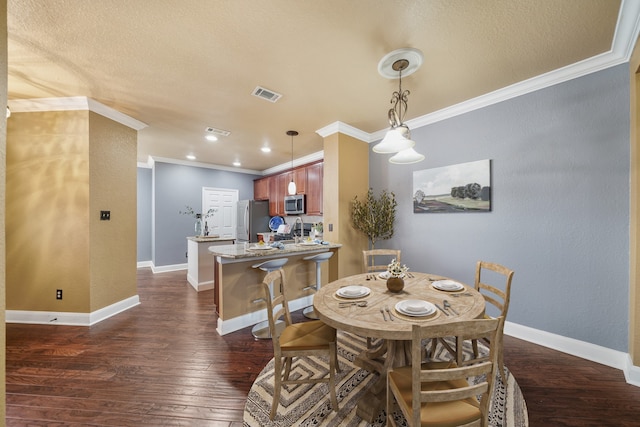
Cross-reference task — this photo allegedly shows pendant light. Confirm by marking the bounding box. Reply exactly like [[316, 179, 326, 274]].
[[373, 48, 425, 164], [287, 130, 298, 195]]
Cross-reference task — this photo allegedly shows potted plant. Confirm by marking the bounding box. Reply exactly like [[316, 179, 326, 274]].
[[385, 258, 408, 292], [350, 188, 397, 249], [179, 205, 217, 236]]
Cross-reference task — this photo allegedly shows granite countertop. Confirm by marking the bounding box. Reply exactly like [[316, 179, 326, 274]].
[[187, 235, 236, 242], [207, 242, 342, 260]]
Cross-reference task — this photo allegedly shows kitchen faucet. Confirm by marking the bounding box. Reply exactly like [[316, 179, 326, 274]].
[[293, 216, 304, 238]]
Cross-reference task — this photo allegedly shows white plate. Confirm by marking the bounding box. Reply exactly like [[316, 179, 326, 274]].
[[299, 241, 319, 246], [248, 245, 275, 251], [378, 271, 405, 280], [336, 285, 370, 299], [432, 280, 464, 291], [395, 300, 436, 316]]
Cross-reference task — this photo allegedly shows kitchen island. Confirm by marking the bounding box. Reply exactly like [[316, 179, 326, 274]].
[[187, 236, 236, 291], [208, 242, 342, 335]]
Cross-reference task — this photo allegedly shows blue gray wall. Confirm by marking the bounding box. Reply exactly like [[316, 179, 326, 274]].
[[370, 64, 630, 352], [136, 167, 152, 262], [137, 162, 260, 267]]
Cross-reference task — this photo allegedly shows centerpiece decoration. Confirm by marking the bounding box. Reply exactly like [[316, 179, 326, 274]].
[[179, 206, 217, 236], [386, 258, 408, 293]]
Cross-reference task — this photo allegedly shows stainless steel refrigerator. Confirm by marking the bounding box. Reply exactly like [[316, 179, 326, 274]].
[[236, 200, 270, 243]]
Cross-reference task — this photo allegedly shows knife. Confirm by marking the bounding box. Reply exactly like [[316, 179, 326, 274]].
[[435, 303, 449, 316]]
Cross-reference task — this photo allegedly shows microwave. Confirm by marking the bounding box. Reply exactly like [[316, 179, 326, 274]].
[[284, 194, 305, 215]]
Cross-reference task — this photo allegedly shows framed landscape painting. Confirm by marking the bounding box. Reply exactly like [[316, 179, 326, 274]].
[[413, 159, 491, 213]]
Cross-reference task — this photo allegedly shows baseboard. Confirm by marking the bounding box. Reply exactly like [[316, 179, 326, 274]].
[[151, 263, 187, 273], [216, 295, 313, 336], [186, 274, 215, 292], [6, 295, 140, 326], [137, 260, 153, 268], [505, 321, 640, 388]]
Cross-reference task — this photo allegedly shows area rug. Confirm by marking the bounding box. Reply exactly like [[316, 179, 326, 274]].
[[244, 332, 528, 427]]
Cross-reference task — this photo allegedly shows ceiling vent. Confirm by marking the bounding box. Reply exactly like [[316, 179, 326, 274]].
[[252, 86, 282, 103], [205, 126, 231, 137]]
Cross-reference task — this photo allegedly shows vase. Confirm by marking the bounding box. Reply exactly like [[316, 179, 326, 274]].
[[386, 276, 404, 293], [194, 215, 204, 236]]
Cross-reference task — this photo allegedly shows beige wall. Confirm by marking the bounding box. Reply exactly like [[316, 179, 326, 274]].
[[323, 132, 369, 277], [6, 111, 91, 311], [5, 110, 137, 314], [89, 112, 137, 311], [1, 0, 8, 419]]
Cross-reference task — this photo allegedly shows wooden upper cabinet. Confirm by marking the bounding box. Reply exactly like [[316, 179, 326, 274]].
[[306, 162, 323, 215], [293, 168, 306, 194], [260, 161, 323, 216], [254, 177, 269, 200]]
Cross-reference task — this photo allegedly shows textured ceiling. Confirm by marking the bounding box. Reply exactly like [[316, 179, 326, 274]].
[[6, 0, 628, 172]]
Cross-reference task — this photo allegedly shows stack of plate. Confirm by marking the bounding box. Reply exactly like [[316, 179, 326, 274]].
[[432, 280, 464, 292], [395, 299, 436, 317], [336, 285, 370, 299]]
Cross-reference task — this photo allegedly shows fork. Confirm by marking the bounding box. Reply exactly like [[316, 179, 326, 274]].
[[380, 308, 387, 321], [385, 306, 394, 321]]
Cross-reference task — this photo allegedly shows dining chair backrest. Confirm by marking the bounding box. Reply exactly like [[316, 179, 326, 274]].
[[387, 317, 502, 427], [475, 261, 514, 319], [260, 267, 340, 420], [362, 249, 401, 273], [261, 268, 292, 348]]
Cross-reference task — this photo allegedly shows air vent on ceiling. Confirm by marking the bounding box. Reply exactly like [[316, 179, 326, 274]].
[[205, 126, 231, 137], [252, 86, 282, 103]]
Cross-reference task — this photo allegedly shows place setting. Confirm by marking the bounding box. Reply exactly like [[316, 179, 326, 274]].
[[391, 299, 439, 321], [334, 285, 370, 301], [431, 279, 465, 292]]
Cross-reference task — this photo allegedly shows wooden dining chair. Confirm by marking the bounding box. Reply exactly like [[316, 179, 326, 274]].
[[432, 261, 514, 384], [387, 317, 502, 427], [362, 249, 401, 348], [362, 249, 401, 273], [260, 268, 340, 420]]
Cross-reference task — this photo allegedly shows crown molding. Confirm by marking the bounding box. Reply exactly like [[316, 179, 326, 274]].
[[261, 150, 324, 176], [7, 96, 147, 131], [315, 121, 372, 142], [149, 156, 263, 175]]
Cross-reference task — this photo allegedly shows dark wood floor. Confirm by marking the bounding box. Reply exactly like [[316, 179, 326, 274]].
[[5, 268, 640, 426]]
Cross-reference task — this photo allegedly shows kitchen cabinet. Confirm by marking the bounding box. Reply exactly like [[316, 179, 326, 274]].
[[293, 168, 306, 194], [254, 177, 269, 200], [259, 161, 323, 216], [306, 162, 323, 215]]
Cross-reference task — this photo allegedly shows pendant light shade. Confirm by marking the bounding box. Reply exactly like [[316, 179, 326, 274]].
[[288, 180, 296, 195], [372, 125, 415, 153], [389, 146, 425, 164], [374, 48, 425, 163], [287, 130, 298, 195]]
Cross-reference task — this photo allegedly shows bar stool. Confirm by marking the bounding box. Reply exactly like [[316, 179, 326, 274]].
[[302, 252, 334, 319], [251, 258, 289, 340]]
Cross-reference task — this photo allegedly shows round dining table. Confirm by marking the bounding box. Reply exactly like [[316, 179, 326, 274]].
[[313, 271, 486, 423]]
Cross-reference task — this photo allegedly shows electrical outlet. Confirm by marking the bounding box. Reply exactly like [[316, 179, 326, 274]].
[[56, 289, 63, 300], [100, 210, 111, 220], [329, 223, 333, 232]]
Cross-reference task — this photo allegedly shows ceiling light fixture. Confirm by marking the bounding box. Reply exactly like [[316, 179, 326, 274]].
[[261, 147, 271, 153], [287, 130, 298, 195], [373, 48, 425, 164], [205, 134, 218, 142], [186, 154, 196, 160]]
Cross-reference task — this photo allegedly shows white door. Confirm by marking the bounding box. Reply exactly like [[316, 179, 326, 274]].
[[202, 187, 238, 239]]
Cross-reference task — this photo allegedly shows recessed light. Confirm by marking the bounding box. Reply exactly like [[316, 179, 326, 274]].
[[261, 147, 271, 153], [186, 155, 196, 160], [233, 161, 241, 167], [205, 134, 218, 142]]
